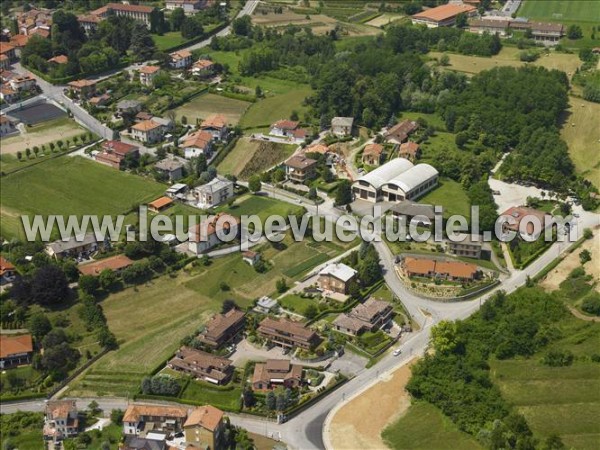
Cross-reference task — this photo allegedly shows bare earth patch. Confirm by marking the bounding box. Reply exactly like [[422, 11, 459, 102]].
[[329, 359, 416, 450], [0, 118, 84, 155], [540, 237, 600, 291]]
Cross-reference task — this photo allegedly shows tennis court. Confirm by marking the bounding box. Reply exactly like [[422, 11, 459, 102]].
[[8, 102, 66, 125]]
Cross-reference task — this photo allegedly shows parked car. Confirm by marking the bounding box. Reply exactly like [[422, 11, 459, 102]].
[[393, 348, 402, 356]]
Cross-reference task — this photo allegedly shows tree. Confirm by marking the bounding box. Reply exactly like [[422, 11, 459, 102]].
[[170, 7, 186, 31], [130, 23, 156, 62], [181, 17, 203, 40], [455, 13, 467, 28], [335, 180, 352, 206], [87, 400, 101, 415], [25, 148, 31, 159], [232, 16, 252, 36], [455, 131, 469, 149], [265, 390, 276, 410], [16, 151, 22, 161], [78, 275, 100, 295], [110, 409, 124, 426], [248, 175, 262, 193], [28, 313, 52, 341], [219, 281, 230, 291], [255, 85, 263, 98], [276, 278, 288, 293], [567, 24, 583, 40], [304, 303, 318, 319], [29, 265, 70, 306], [440, 54, 450, 66], [33, 146, 39, 157], [98, 269, 118, 291], [579, 249, 591, 264], [308, 186, 317, 200], [242, 387, 255, 408], [221, 299, 238, 314], [430, 320, 460, 354]]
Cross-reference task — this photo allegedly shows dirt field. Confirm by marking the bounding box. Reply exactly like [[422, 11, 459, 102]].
[[540, 237, 600, 291], [365, 13, 404, 28], [252, 9, 338, 28], [0, 117, 85, 155], [329, 359, 416, 450], [560, 97, 600, 189], [430, 47, 581, 78]]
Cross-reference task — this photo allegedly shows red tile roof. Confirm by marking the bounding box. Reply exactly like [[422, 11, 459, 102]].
[[148, 196, 174, 210], [184, 406, 223, 431], [139, 65, 160, 75], [413, 4, 476, 22], [0, 334, 33, 358], [201, 114, 227, 130], [102, 140, 138, 156]]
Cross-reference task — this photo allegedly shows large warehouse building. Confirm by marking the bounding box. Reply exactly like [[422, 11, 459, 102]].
[[352, 158, 438, 203]]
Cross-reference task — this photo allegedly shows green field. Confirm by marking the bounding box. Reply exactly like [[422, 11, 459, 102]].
[[171, 92, 251, 125], [419, 177, 471, 219], [217, 194, 304, 222], [152, 31, 189, 51], [518, 1, 600, 48], [382, 401, 482, 450], [216, 137, 261, 176], [0, 156, 165, 240], [239, 85, 313, 130], [67, 228, 352, 397], [217, 138, 296, 179]]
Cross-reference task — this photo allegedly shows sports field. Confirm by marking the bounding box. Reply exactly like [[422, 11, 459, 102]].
[[171, 93, 251, 125], [67, 231, 352, 397], [0, 116, 86, 155], [560, 96, 600, 189], [0, 156, 164, 240]]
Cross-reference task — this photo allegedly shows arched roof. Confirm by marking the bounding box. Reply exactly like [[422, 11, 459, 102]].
[[383, 164, 439, 194], [354, 158, 414, 190]]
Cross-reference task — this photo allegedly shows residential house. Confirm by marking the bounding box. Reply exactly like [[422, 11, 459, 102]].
[[8, 34, 30, 57], [305, 143, 329, 155], [333, 298, 393, 336], [139, 65, 160, 87], [447, 233, 483, 259], [285, 155, 317, 184], [411, 3, 477, 28], [258, 317, 320, 350], [43, 400, 79, 442], [16, 8, 52, 36], [0, 114, 16, 134], [155, 155, 186, 181], [318, 263, 358, 295], [191, 59, 215, 77], [254, 296, 279, 314], [89, 3, 154, 28], [0, 42, 16, 63], [383, 120, 419, 145], [242, 250, 260, 266], [390, 201, 435, 227], [362, 143, 384, 166], [183, 406, 224, 450], [182, 130, 213, 159], [136, 111, 155, 122], [509, 20, 565, 45], [68, 79, 97, 99], [166, 0, 208, 14], [0, 54, 10, 70], [188, 213, 240, 254], [123, 404, 188, 436], [45, 232, 100, 260], [192, 176, 234, 208], [500, 206, 553, 239], [331, 117, 354, 137], [168, 347, 234, 385], [95, 140, 139, 169], [148, 196, 174, 213], [165, 183, 189, 199], [398, 141, 420, 161], [89, 93, 111, 107], [252, 359, 303, 390], [197, 308, 246, 349], [122, 435, 167, 450], [47, 54, 68, 65], [0, 255, 17, 282], [0, 334, 33, 369], [116, 99, 143, 117], [169, 49, 193, 69], [8, 75, 36, 92], [131, 119, 164, 143], [77, 14, 102, 33], [270, 120, 308, 143], [402, 257, 479, 282], [1, 85, 18, 103], [200, 114, 228, 140], [78, 254, 134, 277]]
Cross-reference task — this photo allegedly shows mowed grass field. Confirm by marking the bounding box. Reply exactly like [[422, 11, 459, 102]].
[[560, 96, 600, 189], [518, 0, 600, 49], [0, 116, 86, 155], [171, 93, 251, 125], [429, 47, 581, 78], [67, 228, 353, 397], [0, 156, 164, 240], [217, 137, 261, 176], [382, 401, 482, 450], [490, 317, 600, 449]]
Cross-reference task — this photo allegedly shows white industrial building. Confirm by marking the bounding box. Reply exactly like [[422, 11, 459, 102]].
[[352, 158, 438, 203]]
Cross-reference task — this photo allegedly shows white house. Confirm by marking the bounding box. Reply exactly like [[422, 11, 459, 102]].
[[165, 0, 206, 14], [192, 176, 234, 209], [188, 213, 240, 254], [200, 114, 228, 140], [181, 130, 213, 159], [331, 117, 354, 137], [139, 65, 160, 87], [130, 119, 164, 144], [169, 49, 193, 69]]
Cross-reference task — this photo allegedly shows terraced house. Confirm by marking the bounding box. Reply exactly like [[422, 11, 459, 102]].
[[197, 308, 246, 349], [123, 404, 188, 436], [333, 298, 394, 336], [258, 317, 320, 350], [167, 347, 234, 385], [252, 359, 304, 390]]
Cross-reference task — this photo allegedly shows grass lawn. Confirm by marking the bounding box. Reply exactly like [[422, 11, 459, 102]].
[[216, 137, 260, 176], [490, 315, 600, 449], [64, 424, 122, 449], [419, 177, 471, 219], [560, 96, 600, 189], [429, 47, 582, 78], [180, 382, 243, 411], [0, 156, 165, 240], [217, 193, 304, 223], [67, 230, 349, 397], [171, 92, 251, 125], [239, 84, 313, 129], [518, 0, 600, 49], [217, 138, 296, 179], [0, 116, 86, 156], [382, 401, 483, 450], [279, 293, 315, 314], [398, 111, 446, 130], [152, 31, 188, 51]]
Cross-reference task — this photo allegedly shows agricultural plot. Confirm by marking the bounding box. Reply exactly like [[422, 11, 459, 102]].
[[171, 93, 251, 125], [560, 96, 600, 189], [365, 13, 405, 28], [0, 156, 164, 240], [0, 116, 85, 155], [68, 230, 351, 397]]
